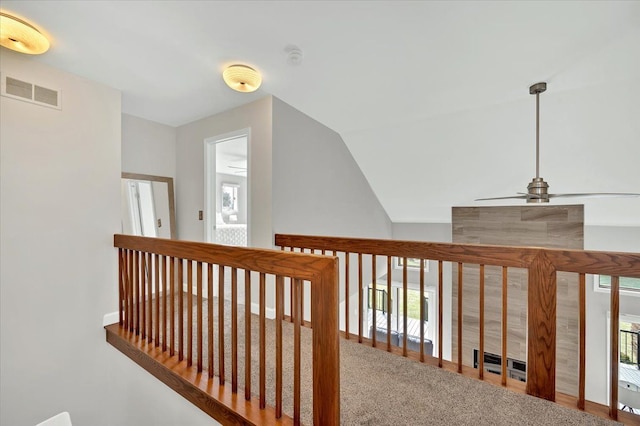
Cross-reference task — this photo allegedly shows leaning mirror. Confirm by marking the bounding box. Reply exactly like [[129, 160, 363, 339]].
[[121, 172, 176, 239]]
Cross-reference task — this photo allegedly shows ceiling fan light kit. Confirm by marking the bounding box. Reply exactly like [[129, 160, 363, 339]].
[[0, 12, 50, 55], [476, 81, 639, 203]]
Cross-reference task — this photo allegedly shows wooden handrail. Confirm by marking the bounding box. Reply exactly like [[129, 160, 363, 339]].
[[112, 234, 340, 426], [275, 233, 640, 423], [275, 234, 640, 278]]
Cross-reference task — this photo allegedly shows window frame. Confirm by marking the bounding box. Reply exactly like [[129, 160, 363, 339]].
[[593, 274, 640, 298]]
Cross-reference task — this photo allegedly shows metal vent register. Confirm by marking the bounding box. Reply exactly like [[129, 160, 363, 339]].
[[1, 75, 61, 109]]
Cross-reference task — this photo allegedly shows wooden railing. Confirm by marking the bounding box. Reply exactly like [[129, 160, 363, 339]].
[[275, 234, 640, 423], [109, 235, 339, 426]]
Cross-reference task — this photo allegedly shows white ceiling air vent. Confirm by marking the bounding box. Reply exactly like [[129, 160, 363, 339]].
[[1, 74, 61, 109]]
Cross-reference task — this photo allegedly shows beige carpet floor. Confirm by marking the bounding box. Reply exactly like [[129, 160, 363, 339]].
[[163, 295, 622, 425]]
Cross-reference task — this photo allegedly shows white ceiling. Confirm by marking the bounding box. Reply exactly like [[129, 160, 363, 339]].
[[3, 1, 639, 225]]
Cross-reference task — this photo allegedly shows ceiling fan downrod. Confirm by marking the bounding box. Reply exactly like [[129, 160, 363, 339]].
[[527, 82, 549, 203]]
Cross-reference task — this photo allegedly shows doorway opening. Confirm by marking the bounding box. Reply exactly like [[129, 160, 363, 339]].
[[204, 130, 249, 247]]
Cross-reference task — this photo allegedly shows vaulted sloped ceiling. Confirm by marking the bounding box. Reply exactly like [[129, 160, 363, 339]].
[[3, 1, 639, 225]]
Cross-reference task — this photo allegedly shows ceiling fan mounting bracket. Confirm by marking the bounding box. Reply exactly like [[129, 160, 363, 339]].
[[529, 82, 547, 95]]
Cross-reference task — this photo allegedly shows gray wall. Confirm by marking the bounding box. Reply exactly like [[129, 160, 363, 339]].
[[121, 114, 177, 239], [176, 97, 272, 248], [122, 113, 177, 178], [0, 51, 121, 425], [272, 97, 392, 330], [272, 97, 391, 238]]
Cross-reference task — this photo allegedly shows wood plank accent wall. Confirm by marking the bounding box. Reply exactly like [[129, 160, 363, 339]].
[[452, 205, 584, 396]]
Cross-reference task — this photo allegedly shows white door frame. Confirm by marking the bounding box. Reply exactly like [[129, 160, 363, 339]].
[[203, 128, 251, 245]]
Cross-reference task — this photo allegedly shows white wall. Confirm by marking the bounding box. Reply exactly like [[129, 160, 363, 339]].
[[122, 113, 176, 178], [176, 97, 272, 248], [0, 51, 120, 425], [0, 52, 219, 426]]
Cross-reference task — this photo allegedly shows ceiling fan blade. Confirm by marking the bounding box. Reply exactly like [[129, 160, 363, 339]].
[[548, 193, 640, 199], [475, 194, 529, 201]]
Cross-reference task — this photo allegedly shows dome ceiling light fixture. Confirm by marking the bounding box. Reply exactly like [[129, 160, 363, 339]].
[[222, 65, 262, 93], [0, 12, 50, 55], [476, 82, 640, 203]]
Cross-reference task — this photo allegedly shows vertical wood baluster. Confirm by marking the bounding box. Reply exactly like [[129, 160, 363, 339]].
[[147, 253, 153, 343], [345, 252, 350, 339], [387, 256, 392, 351], [231, 267, 238, 393], [479, 264, 485, 380], [501, 266, 508, 386], [118, 249, 124, 325], [197, 261, 203, 372], [275, 275, 284, 418], [128, 250, 134, 332], [169, 256, 175, 356], [372, 255, 377, 348], [610, 276, 619, 420], [420, 259, 425, 362], [289, 247, 294, 324], [293, 278, 302, 424], [120, 249, 125, 327], [134, 251, 139, 335], [155, 253, 160, 346], [457, 262, 463, 373], [358, 253, 363, 343], [578, 273, 586, 410], [125, 249, 131, 327], [245, 269, 251, 401], [187, 260, 193, 366], [207, 264, 214, 378], [218, 265, 225, 385], [301, 277, 305, 326], [438, 260, 443, 368], [178, 258, 184, 361], [259, 273, 266, 409], [403, 258, 408, 356], [162, 255, 167, 352], [141, 252, 146, 338]]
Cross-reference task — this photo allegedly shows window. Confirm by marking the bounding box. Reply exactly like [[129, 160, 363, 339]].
[[597, 275, 640, 294], [394, 257, 429, 271], [620, 321, 639, 368], [221, 183, 239, 212]]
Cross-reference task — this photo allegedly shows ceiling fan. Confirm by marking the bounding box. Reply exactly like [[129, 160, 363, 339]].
[[476, 82, 640, 203]]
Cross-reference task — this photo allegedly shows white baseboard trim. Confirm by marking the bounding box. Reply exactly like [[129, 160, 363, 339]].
[[103, 311, 119, 326], [251, 302, 276, 319]]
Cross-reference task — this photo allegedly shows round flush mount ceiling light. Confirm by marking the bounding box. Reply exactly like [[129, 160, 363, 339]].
[[222, 65, 262, 93], [0, 12, 50, 54]]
